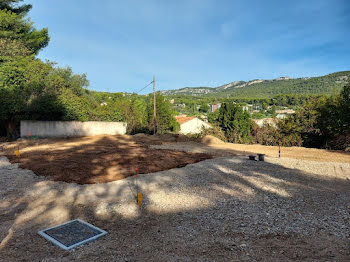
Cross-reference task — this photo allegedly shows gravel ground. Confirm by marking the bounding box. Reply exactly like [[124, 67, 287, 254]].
[[1, 149, 350, 261]]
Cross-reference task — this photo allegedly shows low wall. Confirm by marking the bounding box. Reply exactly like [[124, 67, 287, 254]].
[[20, 120, 127, 137]]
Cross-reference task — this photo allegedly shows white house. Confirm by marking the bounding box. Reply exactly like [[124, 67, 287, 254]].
[[276, 114, 286, 119], [253, 118, 277, 128], [176, 116, 211, 135]]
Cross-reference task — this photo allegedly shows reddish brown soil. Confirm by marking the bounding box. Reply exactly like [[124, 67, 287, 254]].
[[4, 135, 211, 184]]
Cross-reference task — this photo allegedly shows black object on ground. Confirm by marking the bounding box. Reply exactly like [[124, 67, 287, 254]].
[[258, 154, 265, 161], [248, 155, 256, 161]]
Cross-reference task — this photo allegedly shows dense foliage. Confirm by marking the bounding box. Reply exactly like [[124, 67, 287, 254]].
[[315, 81, 350, 149], [147, 93, 179, 134], [208, 81, 350, 149], [218, 103, 252, 143], [251, 82, 350, 149], [0, 1, 177, 137], [0, 0, 32, 15], [0, 1, 50, 136]]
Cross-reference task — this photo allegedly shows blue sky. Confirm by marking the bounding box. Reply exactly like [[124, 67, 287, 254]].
[[25, 0, 350, 93]]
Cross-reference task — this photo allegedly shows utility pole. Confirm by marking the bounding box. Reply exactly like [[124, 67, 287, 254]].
[[153, 75, 156, 135]]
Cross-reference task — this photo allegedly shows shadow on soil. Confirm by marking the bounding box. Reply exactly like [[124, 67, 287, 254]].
[[0, 135, 350, 261], [3, 135, 211, 184]]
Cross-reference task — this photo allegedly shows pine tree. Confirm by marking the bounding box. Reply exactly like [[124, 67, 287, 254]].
[[218, 102, 252, 143], [0, 0, 32, 15]]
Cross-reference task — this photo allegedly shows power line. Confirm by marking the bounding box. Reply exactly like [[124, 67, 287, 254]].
[[136, 80, 153, 94], [134, 77, 157, 134]]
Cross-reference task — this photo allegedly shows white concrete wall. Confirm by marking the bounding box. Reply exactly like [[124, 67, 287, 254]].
[[180, 118, 211, 135], [20, 120, 127, 138]]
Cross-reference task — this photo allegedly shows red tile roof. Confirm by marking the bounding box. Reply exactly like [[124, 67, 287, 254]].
[[175, 116, 195, 124]]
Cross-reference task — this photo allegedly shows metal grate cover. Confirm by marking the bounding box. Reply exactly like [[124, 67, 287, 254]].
[[38, 219, 107, 250]]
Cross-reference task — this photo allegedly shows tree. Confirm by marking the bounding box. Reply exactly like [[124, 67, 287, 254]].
[[251, 122, 281, 146], [0, 57, 90, 136], [218, 103, 252, 143], [147, 93, 179, 134], [339, 81, 350, 132], [0, 0, 32, 15], [0, 9, 49, 59], [199, 103, 209, 113], [208, 110, 219, 123], [316, 81, 350, 148], [121, 94, 148, 134], [0, 2, 49, 136], [271, 105, 277, 118], [278, 98, 320, 147]]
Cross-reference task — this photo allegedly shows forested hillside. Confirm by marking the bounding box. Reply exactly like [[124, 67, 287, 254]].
[[162, 71, 350, 98]]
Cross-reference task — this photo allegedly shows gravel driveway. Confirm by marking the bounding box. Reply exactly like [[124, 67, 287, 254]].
[[1, 153, 350, 261]]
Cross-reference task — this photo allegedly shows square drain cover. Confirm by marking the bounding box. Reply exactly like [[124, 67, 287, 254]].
[[38, 219, 107, 250]]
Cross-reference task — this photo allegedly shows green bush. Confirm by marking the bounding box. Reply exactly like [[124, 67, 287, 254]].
[[199, 124, 227, 142]]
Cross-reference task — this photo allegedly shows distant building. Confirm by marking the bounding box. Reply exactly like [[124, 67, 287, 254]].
[[242, 105, 249, 112], [176, 116, 211, 134], [276, 109, 295, 114], [169, 99, 175, 104], [253, 118, 277, 128], [276, 114, 286, 119], [277, 76, 291, 80], [210, 103, 221, 112]]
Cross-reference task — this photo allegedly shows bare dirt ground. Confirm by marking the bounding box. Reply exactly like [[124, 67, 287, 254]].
[[1, 135, 350, 261], [2, 135, 211, 184]]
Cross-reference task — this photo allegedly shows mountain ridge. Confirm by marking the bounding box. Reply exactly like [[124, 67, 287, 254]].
[[161, 71, 350, 98]]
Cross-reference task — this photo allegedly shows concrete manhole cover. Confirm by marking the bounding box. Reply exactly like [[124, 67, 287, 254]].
[[38, 219, 107, 250]]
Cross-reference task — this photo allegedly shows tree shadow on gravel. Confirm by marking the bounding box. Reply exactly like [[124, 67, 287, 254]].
[[0, 138, 350, 261]]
